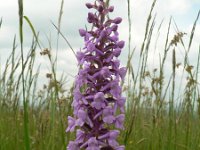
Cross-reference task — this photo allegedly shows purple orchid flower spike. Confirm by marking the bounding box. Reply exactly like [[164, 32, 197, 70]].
[[66, 0, 126, 149]]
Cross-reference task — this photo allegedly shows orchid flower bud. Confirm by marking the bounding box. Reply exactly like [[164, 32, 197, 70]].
[[86, 3, 93, 9], [113, 17, 122, 24]]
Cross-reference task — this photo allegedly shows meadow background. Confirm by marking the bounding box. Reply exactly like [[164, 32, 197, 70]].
[[0, 0, 200, 149]]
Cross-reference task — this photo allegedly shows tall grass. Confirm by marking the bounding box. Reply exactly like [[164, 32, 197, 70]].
[[0, 0, 200, 150], [18, 0, 31, 149]]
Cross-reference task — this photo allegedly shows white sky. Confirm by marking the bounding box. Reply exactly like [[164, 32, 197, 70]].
[[0, 0, 199, 91]]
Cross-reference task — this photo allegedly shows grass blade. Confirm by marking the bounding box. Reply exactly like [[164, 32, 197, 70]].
[[18, 0, 30, 149]]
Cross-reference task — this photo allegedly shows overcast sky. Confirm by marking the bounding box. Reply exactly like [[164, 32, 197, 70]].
[[0, 0, 199, 90]]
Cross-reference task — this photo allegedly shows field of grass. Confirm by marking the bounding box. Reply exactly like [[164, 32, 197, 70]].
[[0, 0, 200, 150]]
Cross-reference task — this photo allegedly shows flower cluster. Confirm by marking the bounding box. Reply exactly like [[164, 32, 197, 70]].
[[66, 0, 126, 149]]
